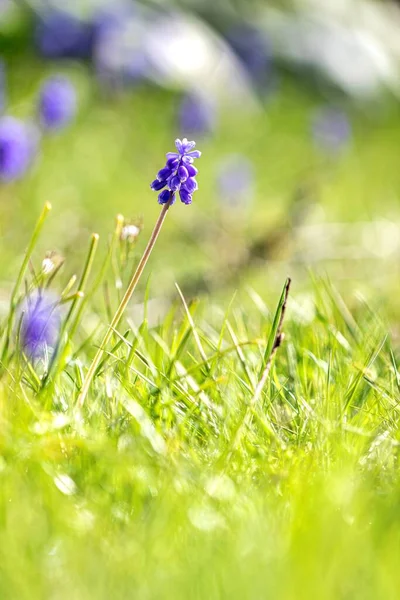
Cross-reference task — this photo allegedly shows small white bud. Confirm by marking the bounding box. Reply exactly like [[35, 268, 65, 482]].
[[121, 224, 141, 242], [42, 257, 55, 275]]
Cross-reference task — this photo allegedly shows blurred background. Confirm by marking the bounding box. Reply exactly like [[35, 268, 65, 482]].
[[1, 0, 400, 318]]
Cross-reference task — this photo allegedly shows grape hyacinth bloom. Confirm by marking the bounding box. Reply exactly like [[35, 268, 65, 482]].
[[93, 5, 148, 89], [150, 138, 201, 206], [19, 291, 61, 360], [0, 117, 37, 182], [35, 10, 94, 59], [226, 24, 272, 89], [179, 93, 216, 137], [78, 137, 203, 406], [39, 76, 77, 131]]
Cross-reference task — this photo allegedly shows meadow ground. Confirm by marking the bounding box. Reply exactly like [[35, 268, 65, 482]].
[[1, 60, 400, 599]]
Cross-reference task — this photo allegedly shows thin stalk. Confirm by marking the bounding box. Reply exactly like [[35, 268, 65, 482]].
[[68, 215, 123, 342], [77, 202, 171, 407], [60, 274, 78, 299], [175, 283, 210, 372], [60, 291, 84, 305], [222, 278, 291, 463], [1, 202, 52, 364], [64, 233, 100, 333]]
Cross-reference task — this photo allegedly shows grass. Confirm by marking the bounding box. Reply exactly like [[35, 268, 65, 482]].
[[1, 225, 400, 598], [1, 57, 400, 598]]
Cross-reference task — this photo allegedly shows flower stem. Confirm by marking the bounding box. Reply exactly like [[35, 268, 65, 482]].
[[77, 202, 171, 407]]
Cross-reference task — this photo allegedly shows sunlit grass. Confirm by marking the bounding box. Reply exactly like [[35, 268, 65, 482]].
[[1, 207, 400, 598], [1, 59, 400, 599]]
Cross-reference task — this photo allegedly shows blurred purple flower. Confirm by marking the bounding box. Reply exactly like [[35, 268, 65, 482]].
[[39, 76, 77, 131], [179, 93, 216, 137], [217, 155, 254, 209], [311, 107, 351, 154], [226, 24, 271, 88], [19, 291, 61, 360], [0, 117, 37, 182], [35, 10, 94, 59], [150, 138, 201, 206], [93, 5, 148, 88]]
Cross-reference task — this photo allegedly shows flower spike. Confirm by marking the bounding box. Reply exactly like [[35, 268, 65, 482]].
[[150, 138, 201, 206]]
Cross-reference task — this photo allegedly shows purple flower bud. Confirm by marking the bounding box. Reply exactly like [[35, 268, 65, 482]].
[[186, 150, 201, 159], [175, 138, 184, 153], [0, 117, 37, 182], [184, 177, 198, 193], [166, 157, 179, 169], [157, 166, 172, 181], [177, 165, 188, 182], [151, 178, 166, 191], [179, 188, 192, 205], [19, 291, 61, 360], [181, 139, 196, 152], [169, 175, 181, 191], [39, 76, 77, 131], [158, 189, 174, 205], [186, 164, 198, 177]]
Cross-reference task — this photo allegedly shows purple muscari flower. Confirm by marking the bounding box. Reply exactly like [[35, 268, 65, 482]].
[[93, 4, 148, 89], [150, 138, 201, 206], [0, 117, 37, 182], [178, 93, 216, 137], [35, 10, 94, 59], [39, 76, 77, 131], [19, 291, 61, 360], [311, 107, 351, 154], [217, 155, 254, 209]]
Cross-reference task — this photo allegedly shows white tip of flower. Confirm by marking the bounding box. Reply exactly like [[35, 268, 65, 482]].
[[41, 251, 64, 275], [121, 224, 141, 241], [42, 257, 55, 275]]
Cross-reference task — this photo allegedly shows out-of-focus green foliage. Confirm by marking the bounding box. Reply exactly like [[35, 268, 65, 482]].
[[1, 1, 400, 597]]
